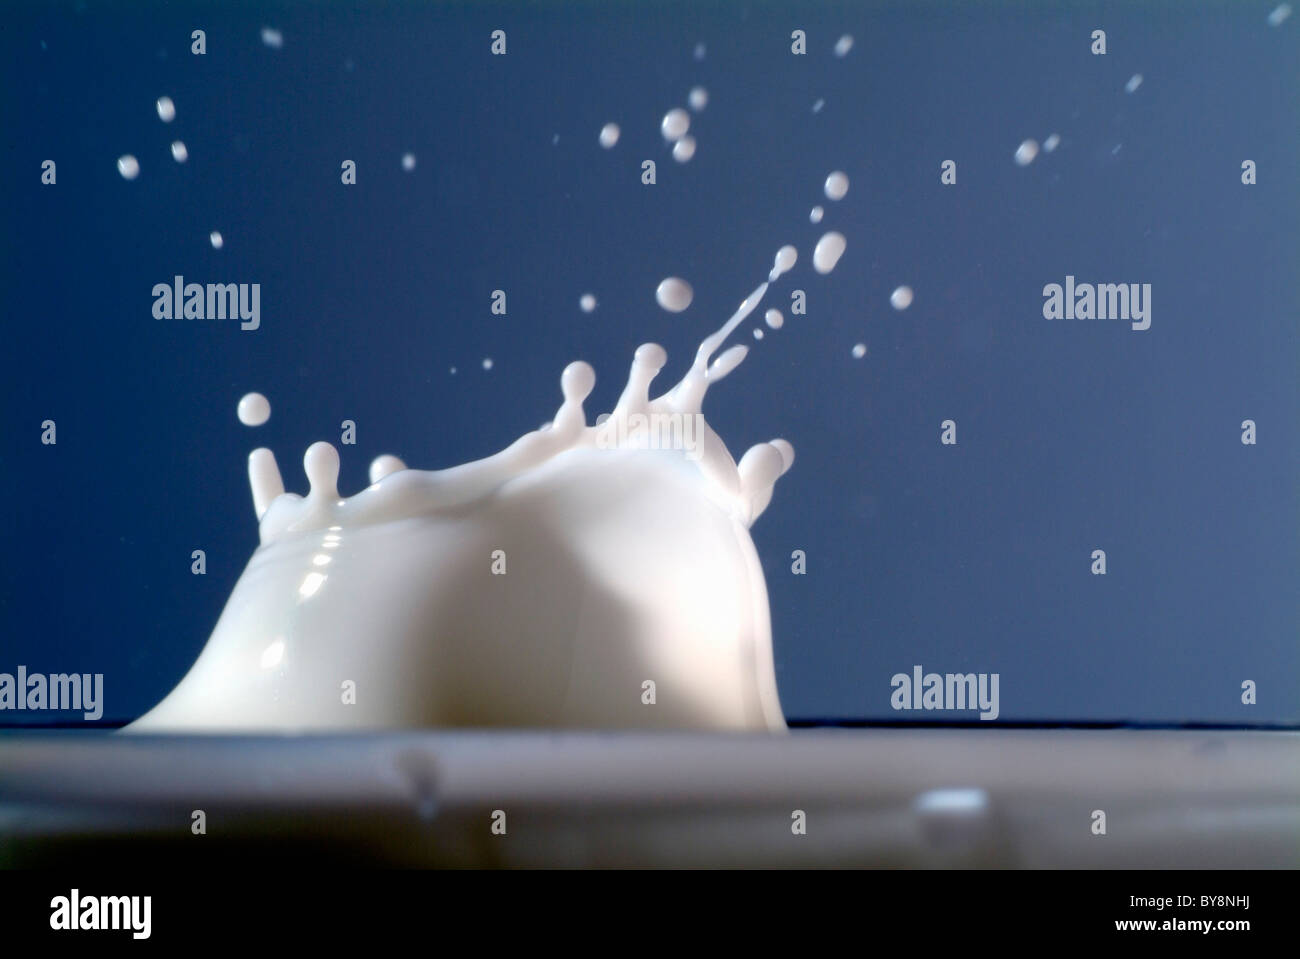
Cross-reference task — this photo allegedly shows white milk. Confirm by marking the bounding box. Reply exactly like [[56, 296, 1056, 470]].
[[129, 283, 796, 733]]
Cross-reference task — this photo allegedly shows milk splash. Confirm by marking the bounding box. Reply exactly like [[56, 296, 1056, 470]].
[[129, 281, 799, 732]]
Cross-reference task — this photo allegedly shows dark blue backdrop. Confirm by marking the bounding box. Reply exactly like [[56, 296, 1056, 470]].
[[2, 1, 1297, 725]]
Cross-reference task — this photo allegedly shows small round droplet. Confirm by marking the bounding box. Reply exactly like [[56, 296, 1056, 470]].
[[237, 392, 271, 427], [449, 366, 458, 375], [170, 140, 188, 162], [812, 232, 847, 274], [261, 26, 283, 49], [1125, 73, 1143, 94], [810, 206, 824, 223], [369, 454, 407, 484], [753, 328, 764, 340], [401, 153, 416, 171], [655, 277, 694, 313], [156, 96, 176, 122], [764, 309, 784, 330], [852, 343, 867, 359], [672, 135, 696, 163], [661, 108, 690, 141], [834, 34, 854, 57], [210, 231, 224, 249], [117, 155, 139, 180], [482, 357, 494, 371], [890, 286, 914, 310], [579, 293, 597, 313], [693, 42, 707, 61], [599, 123, 620, 148], [1014, 139, 1040, 166], [812, 98, 825, 113], [688, 86, 708, 111], [1043, 133, 1060, 153], [824, 171, 849, 201]]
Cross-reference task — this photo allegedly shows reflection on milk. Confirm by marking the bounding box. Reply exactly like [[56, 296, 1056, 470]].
[[129, 283, 795, 732]]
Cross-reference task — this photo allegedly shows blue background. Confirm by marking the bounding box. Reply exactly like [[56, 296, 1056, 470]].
[[2, 1, 1297, 725]]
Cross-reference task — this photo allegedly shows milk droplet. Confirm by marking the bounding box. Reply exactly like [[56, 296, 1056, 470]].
[[834, 34, 854, 57], [170, 141, 188, 163], [261, 27, 283, 49], [482, 357, 494, 371], [237, 392, 271, 427], [852, 343, 867, 359], [812, 98, 825, 113], [656, 277, 694, 312], [210, 231, 224, 249], [303, 442, 340, 499], [1268, 4, 1292, 27], [661, 108, 690, 141], [688, 86, 708, 111], [764, 309, 784, 330], [599, 123, 620, 148], [369, 454, 407, 484], [768, 245, 797, 282], [117, 155, 139, 180], [753, 328, 764, 340], [1014, 139, 1039, 166], [672, 135, 696, 163], [824, 171, 849, 201], [694, 42, 707, 61], [580, 293, 597, 312], [156, 96, 176, 122], [449, 366, 457, 375], [810, 206, 824, 223], [1125, 74, 1143, 94], [1043, 133, 1060, 153], [890, 286, 914, 310], [812, 232, 847, 274], [401, 153, 416, 171]]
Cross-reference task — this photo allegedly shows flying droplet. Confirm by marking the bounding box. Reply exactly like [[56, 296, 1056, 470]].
[[824, 171, 849, 201], [656, 277, 694, 313], [210, 231, 224, 249], [834, 35, 854, 57], [156, 96, 176, 122], [1268, 4, 1292, 26], [1043, 133, 1060, 153], [580, 293, 597, 313], [753, 328, 764, 340], [599, 123, 620, 148], [1014, 139, 1039, 166], [890, 286, 914, 310], [852, 343, 867, 359], [765, 309, 784, 330], [768, 245, 797, 282], [693, 42, 707, 61], [237, 392, 271, 427], [401, 153, 416, 171], [1125, 74, 1143, 94], [812, 232, 847, 274], [482, 357, 494, 371], [689, 86, 708, 111], [261, 27, 283, 49], [810, 206, 824, 224], [117, 155, 139, 180], [812, 98, 825, 113], [661, 108, 690, 141], [672, 135, 696, 163], [170, 140, 188, 162]]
